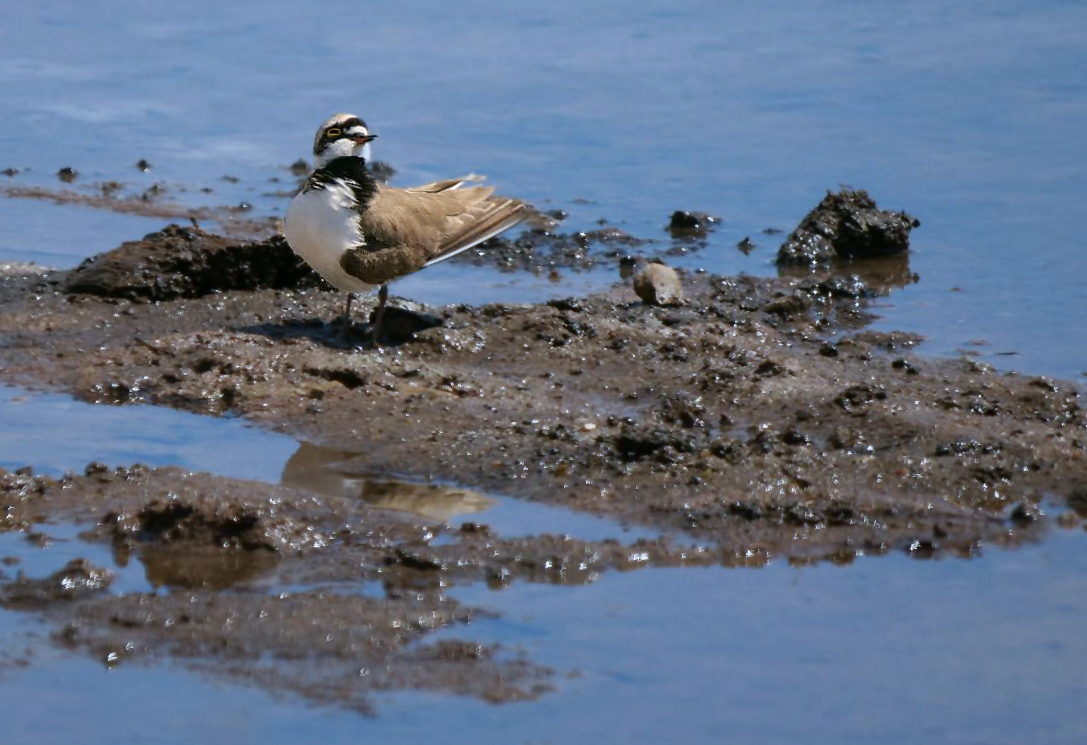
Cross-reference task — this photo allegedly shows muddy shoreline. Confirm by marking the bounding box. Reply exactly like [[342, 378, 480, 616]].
[[2, 210, 1085, 711]]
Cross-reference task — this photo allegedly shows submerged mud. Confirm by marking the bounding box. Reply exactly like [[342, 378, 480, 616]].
[[1, 200, 1085, 711], [0, 461, 736, 709], [0, 183, 280, 240]]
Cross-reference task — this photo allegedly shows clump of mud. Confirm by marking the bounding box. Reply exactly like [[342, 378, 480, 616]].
[[65, 224, 324, 301], [1, 559, 112, 608], [459, 224, 651, 274], [777, 188, 920, 266], [104, 497, 315, 553], [667, 210, 720, 239]]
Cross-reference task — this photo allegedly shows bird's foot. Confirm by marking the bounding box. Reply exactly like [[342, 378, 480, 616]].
[[338, 317, 352, 339]]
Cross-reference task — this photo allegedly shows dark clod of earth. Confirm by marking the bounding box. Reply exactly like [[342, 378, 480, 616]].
[[64, 224, 326, 302], [668, 210, 720, 239], [777, 188, 920, 267]]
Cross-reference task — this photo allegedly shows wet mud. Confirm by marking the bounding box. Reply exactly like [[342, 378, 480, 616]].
[[1, 466, 588, 709], [1, 190, 1085, 711], [1, 216, 1083, 553]]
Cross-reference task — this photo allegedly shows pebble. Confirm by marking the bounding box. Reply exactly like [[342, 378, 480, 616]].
[[633, 262, 683, 306]]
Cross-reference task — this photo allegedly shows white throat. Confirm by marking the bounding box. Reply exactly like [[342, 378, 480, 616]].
[[314, 140, 372, 169]]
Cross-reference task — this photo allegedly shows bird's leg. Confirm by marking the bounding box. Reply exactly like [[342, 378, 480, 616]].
[[340, 293, 355, 337], [371, 285, 389, 344]]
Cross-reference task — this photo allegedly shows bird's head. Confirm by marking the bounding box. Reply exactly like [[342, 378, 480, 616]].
[[312, 113, 378, 168]]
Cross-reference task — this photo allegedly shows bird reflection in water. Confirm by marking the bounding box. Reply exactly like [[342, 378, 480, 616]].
[[281, 441, 493, 522]]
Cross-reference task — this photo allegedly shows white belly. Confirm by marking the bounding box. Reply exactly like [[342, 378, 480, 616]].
[[284, 183, 374, 292]]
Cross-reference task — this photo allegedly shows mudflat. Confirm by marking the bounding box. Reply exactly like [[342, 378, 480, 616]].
[[1, 207, 1084, 710]]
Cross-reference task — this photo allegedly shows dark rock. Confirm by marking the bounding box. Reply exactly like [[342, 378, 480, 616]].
[[816, 275, 872, 298], [892, 358, 920, 374], [104, 498, 310, 554], [659, 391, 706, 429], [777, 189, 920, 267], [783, 430, 810, 446], [1067, 488, 1087, 517], [668, 211, 719, 239], [65, 224, 325, 301], [762, 293, 811, 316]]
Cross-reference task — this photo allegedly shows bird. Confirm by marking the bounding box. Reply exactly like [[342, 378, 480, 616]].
[[283, 113, 531, 343]]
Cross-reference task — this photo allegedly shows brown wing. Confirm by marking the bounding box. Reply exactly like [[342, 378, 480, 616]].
[[360, 183, 529, 265], [406, 174, 485, 193]]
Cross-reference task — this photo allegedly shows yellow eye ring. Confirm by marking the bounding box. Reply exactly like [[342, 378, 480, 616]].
[[325, 127, 342, 138]]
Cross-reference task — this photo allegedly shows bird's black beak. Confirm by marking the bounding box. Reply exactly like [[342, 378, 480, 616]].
[[351, 133, 378, 144]]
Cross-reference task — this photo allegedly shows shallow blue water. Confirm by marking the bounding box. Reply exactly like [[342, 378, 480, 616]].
[[1, 2, 1086, 742], [3, 523, 1085, 745], [0, 199, 166, 268], [1, 0, 1084, 376], [412, 531, 1087, 745], [0, 385, 297, 482], [0, 384, 648, 540]]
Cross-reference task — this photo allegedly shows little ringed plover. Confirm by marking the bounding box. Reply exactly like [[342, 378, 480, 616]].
[[283, 113, 530, 341]]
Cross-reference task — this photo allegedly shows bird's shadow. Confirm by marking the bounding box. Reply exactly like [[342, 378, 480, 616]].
[[242, 306, 446, 351]]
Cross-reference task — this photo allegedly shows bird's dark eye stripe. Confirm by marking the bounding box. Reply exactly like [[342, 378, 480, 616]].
[[324, 118, 368, 140]]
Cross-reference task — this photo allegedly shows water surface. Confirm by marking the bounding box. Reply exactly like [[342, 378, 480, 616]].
[[0, 2, 1085, 742], [2, 520, 1085, 745], [1, 0, 1084, 376]]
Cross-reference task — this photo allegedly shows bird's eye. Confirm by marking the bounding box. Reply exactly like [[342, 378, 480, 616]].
[[326, 127, 342, 138]]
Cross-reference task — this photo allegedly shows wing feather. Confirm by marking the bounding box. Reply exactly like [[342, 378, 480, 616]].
[[424, 198, 529, 266], [406, 174, 485, 193], [359, 185, 529, 265]]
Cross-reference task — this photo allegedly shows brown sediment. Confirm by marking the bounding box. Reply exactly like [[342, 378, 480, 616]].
[[1, 227, 1082, 558], [0, 466, 564, 709], [0, 201, 1085, 711]]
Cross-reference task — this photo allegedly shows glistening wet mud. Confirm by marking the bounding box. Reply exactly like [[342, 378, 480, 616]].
[[0, 380, 680, 712], [3, 502, 1086, 744], [2, 202, 1086, 724], [3, 219, 1084, 554]]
